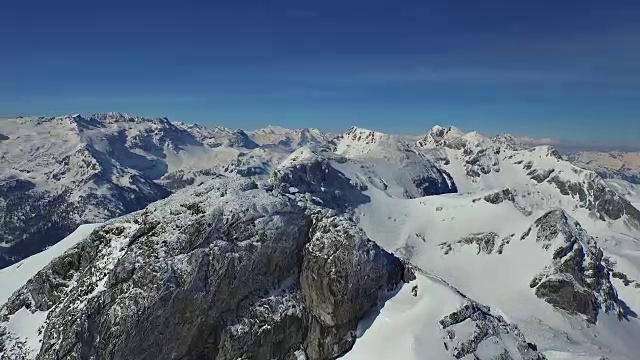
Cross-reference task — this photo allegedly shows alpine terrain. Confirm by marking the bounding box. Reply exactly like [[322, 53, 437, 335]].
[[0, 113, 309, 268], [1, 116, 640, 360], [566, 151, 640, 185]]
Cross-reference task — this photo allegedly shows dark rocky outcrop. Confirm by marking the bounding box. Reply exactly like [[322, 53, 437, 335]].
[[481, 189, 516, 204], [411, 166, 458, 197], [529, 168, 555, 183], [440, 302, 546, 360], [458, 232, 500, 254], [0, 175, 405, 359], [271, 148, 370, 211], [547, 175, 640, 227], [524, 210, 623, 323]]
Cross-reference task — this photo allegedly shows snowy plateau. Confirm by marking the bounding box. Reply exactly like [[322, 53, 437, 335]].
[[1, 114, 640, 360]]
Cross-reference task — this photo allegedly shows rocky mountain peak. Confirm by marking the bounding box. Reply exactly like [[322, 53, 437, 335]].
[[524, 209, 624, 323], [343, 126, 388, 144], [89, 112, 164, 125], [417, 125, 470, 149], [0, 175, 407, 359], [491, 133, 521, 150]]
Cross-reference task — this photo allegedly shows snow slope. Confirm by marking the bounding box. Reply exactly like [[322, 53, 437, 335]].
[[335, 126, 640, 360], [342, 273, 544, 360], [0, 224, 100, 358], [341, 275, 465, 360], [606, 179, 640, 209], [0, 224, 101, 306], [567, 151, 640, 184]]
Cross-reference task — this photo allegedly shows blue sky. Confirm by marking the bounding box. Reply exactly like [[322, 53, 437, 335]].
[[1, 0, 639, 144]]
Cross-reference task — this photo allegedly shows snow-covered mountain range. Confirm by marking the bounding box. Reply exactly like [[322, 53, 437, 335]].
[[566, 151, 640, 185], [1, 114, 640, 359], [0, 113, 319, 267]]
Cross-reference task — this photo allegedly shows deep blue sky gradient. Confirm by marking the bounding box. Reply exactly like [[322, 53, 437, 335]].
[[1, 0, 639, 143]]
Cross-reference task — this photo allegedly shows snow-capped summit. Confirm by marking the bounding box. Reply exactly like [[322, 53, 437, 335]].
[[332, 126, 409, 158], [417, 125, 467, 148], [327, 127, 459, 199], [88, 112, 168, 125], [491, 133, 521, 150], [175, 122, 258, 149], [2, 115, 640, 360]]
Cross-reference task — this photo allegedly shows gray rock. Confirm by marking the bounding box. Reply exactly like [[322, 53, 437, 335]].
[[524, 210, 623, 323], [440, 302, 546, 360], [458, 232, 500, 255], [271, 149, 370, 211], [482, 189, 516, 205], [0, 177, 405, 360], [547, 175, 640, 227], [529, 169, 555, 183]]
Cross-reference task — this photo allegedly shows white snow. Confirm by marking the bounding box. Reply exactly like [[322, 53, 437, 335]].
[[341, 275, 465, 360], [4, 308, 49, 356], [606, 179, 640, 209], [337, 125, 640, 360], [0, 224, 100, 359], [3, 120, 640, 360]]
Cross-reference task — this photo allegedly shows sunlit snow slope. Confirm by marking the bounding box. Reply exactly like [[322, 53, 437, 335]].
[[0, 224, 100, 358], [338, 126, 640, 360]]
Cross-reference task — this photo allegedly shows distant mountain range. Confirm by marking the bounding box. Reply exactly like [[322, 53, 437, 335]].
[[0, 113, 324, 267]]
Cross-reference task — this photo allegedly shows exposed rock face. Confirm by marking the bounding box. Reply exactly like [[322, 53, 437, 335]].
[[547, 174, 640, 226], [481, 189, 516, 205], [440, 232, 514, 256], [524, 210, 622, 323], [0, 174, 405, 359], [271, 148, 370, 211], [458, 232, 500, 255], [440, 302, 546, 360], [529, 168, 555, 183], [331, 128, 458, 199], [301, 215, 404, 359]]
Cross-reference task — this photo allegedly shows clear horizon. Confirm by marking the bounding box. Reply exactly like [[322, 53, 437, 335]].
[[2, 0, 639, 145]]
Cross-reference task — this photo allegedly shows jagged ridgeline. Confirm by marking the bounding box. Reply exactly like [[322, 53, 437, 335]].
[[0, 146, 549, 360], [2, 116, 640, 359], [0, 114, 330, 268], [0, 174, 408, 359]]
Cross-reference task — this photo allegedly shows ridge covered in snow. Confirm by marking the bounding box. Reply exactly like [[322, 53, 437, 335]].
[[249, 125, 330, 150], [0, 113, 291, 267], [2, 115, 640, 359], [567, 151, 640, 184]]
